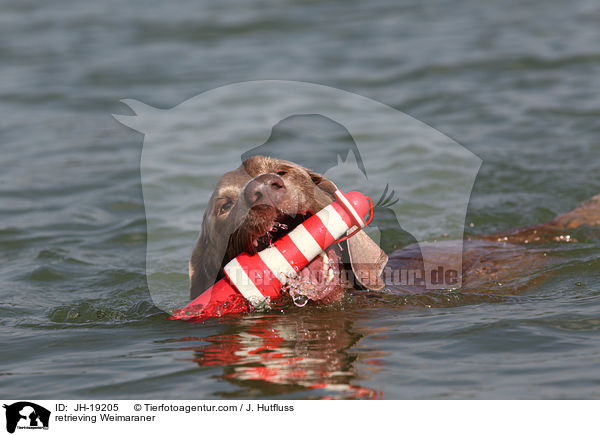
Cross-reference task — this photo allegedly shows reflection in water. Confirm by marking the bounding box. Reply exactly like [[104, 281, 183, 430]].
[[172, 312, 385, 399]]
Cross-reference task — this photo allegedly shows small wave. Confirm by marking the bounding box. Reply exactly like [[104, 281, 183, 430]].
[[45, 299, 164, 326]]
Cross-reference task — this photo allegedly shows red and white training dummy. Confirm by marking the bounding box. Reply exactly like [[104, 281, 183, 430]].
[[171, 190, 373, 322]]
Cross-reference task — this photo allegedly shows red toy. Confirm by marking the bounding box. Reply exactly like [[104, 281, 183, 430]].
[[171, 190, 373, 321]]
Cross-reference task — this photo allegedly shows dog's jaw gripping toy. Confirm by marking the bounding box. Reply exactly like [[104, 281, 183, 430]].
[[171, 190, 373, 322]]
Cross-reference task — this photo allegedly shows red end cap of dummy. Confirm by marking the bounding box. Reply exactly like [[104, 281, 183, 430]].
[[335, 191, 371, 228], [170, 278, 250, 322]]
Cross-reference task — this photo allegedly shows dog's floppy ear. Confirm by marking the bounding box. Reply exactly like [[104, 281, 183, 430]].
[[346, 229, 388, 291], [189, 217, 222, 300], [307, 169, 338, 197]]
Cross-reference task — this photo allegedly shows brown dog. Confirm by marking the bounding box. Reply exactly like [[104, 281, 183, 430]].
[[190, 155, 600, 301]]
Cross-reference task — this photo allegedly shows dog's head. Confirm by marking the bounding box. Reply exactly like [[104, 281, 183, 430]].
[[189, 155, 387, 301]]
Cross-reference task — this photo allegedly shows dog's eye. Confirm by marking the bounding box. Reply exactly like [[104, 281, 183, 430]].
[[217, 200, 233, 215], [276, 170, 287, 176]]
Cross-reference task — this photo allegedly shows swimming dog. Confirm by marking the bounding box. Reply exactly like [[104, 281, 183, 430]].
[[190, 155, 600, 301]]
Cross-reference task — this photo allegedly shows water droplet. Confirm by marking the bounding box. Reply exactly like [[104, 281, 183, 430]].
[[292, 293, 309, 307]]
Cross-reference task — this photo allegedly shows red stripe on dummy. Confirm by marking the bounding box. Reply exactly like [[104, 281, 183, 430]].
[[303, 214, 337, 250], [234, 253, 282, 300], [273, 234, 310, 273]]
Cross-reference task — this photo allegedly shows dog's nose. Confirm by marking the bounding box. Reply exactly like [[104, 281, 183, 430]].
[[244, 173, 286, 206]]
